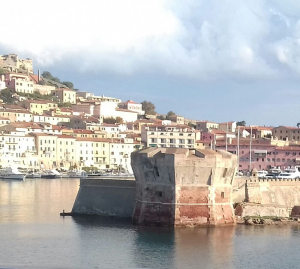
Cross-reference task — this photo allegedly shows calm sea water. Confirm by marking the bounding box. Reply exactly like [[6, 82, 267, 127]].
[[0, 178, 300, 269]]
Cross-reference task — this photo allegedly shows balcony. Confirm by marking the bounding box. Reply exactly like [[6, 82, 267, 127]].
[[6, 141, 18, 144]]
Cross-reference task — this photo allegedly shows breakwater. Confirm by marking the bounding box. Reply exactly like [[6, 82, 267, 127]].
[[72, 177, 136, 217]]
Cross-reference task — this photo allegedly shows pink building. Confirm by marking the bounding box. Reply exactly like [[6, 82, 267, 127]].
[[216, 139, 300, 171]]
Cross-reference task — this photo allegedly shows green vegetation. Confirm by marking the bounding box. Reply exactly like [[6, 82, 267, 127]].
[[237, 121, 246, 126], [156, 115, 165, 120], [18, 91, 58, 102], [103, 116, 124, 124], [62, 81, 74, 89], [0, 68, 6, 75], [166, 111, 176, 120], [42, 71, 76, 90], [58, 102, 72, 108], [141, 101, 156, 115], [167, 111, 176, 117], [188, 122, 196, 128], [0, 88, 16, 104]]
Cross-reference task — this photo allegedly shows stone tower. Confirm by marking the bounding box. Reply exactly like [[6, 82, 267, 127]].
[[131, 148, 237, 226]]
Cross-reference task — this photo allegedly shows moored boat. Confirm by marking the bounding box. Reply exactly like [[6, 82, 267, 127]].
[[0, 167, 26, 180]]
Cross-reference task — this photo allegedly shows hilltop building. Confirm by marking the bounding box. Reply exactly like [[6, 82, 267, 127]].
[[0, 54, 33, 73]]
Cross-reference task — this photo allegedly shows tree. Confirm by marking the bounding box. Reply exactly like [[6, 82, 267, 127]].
[[103, 117, 117, 124], [297, 122, 300, 128], [116, 117, 124, 124], [42, 71, 54, 80], [62, 81, 74, 89], [167, 111, 176, 117], [156, 115, 165, 120], [0, 68, 6, 75], [237, 121, 246, 126], [0, 89, 16, 104], [141, 101, 156, 115], [188, 122, 196, 128], [38, 80, 46, 85]]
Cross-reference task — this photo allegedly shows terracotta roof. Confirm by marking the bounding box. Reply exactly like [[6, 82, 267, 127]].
[[209, 130, 227, 134], [2, 104, 25, 110], [0, 117, 9, 120], [147, 124, 192, 129], [73, 129, 94, 134], [75, 137, 112, 142], [123, 100, 139, 104], [25, 100, 55, 104], [29, 74, 39, 84], [101, 124, 119, 127], [272, 126, 299, 130], [57, 135, 76, 139], [29, 133, 56, 137], [0, 109, 32, 114], [133, 119, 152, 124]]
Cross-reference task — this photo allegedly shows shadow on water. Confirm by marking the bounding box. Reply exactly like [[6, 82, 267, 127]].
[[72, 214, 135, 229]]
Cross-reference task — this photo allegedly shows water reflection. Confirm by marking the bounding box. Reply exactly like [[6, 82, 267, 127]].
[[0, 178, 80, 223], [2, 178, 300, 269]]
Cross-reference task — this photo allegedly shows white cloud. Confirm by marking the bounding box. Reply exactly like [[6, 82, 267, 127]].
[[2, 0, 300, 79]]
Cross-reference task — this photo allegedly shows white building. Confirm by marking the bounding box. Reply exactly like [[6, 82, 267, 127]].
[[118, 100, 144, 115], [0, 131, 38, 168], [141, 124, 200, 148]]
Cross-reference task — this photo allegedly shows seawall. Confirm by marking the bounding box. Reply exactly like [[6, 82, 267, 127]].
[[72, 178, 136, 218]]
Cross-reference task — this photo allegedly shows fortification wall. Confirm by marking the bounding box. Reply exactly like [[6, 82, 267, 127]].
[[131, 148, 237, 227], [72, 178, 136, 218], [246, 178, 300, 209]]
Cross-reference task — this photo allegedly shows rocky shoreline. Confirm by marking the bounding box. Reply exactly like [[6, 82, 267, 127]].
[[236, 217, 300, 225]]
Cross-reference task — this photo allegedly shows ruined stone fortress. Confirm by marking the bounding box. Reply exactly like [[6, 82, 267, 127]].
[[0, 54, 33, 73]]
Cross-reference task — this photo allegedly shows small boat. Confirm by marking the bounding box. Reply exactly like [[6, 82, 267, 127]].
[[41, 170, 56, 179], [50, 169, 62, 178], [66, 170, 85, 178], [26, 171, 42, 178], [0, 167, 26, 180]]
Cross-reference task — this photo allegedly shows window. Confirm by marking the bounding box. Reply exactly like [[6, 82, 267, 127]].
[[221, 192, 225, 198], [222, 168, 228, 177]]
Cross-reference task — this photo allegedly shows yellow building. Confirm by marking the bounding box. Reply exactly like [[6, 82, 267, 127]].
[[56, 135, 76, 169], [20, 100, 58, 115], [31, 133, 58, 169], [52, 88, 77, 104]]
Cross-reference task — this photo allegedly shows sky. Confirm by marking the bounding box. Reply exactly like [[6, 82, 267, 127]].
[[2, 0, 300, 126]]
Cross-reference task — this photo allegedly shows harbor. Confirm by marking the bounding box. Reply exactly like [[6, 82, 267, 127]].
[[1, 176, 300, 269]]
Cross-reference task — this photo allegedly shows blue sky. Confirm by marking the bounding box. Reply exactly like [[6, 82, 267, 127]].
[[2, 0, 300, 126]]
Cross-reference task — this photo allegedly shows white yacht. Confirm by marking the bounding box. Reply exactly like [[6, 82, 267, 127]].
[[0, 167, 26, 180]]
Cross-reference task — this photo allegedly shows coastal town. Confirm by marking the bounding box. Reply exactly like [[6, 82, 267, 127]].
[[0, 53, 298, 175]]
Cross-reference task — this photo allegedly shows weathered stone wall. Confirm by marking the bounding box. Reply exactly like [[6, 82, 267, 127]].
[[72, 178, 136, 217], [246, 178, 300, 209], [131, 148, 237, 227], [235, 203, 289, 218]]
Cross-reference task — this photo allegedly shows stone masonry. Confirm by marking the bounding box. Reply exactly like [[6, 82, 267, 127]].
[[131, 148, 237, 226]]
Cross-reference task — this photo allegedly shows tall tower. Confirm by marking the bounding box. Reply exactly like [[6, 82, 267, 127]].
[[131, 148, 237, 226]]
